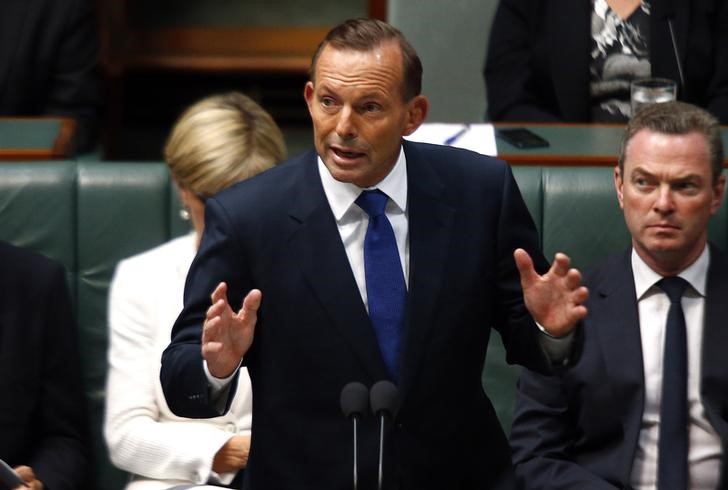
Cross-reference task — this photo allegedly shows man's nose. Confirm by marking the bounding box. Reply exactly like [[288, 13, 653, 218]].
[[653, 184, 676, 213], [335, 106, 357, 140]]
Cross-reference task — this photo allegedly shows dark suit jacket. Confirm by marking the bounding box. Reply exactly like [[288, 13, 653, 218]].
[[0, 0, 100, 152], [0, 242, 88, 490], [484, 0, 728, 124], [510, 247, 728, 489], [161, 141, 553, 490]]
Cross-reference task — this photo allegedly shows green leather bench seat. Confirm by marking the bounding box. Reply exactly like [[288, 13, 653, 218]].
[[0, 161, 725, 488]]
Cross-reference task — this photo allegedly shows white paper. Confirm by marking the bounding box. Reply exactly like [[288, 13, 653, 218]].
[[405, 123, 498, 156]]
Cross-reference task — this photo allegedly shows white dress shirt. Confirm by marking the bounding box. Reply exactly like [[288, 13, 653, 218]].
[[629, 245, 722, 490], [317, 148, 410, 306]]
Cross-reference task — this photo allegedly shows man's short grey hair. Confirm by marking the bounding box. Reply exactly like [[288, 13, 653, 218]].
[[618, 101, 723, 182]]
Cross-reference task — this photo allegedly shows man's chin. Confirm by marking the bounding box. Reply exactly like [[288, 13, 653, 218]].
[[645, 240, 683, 254], [326, 165, 366, 186]]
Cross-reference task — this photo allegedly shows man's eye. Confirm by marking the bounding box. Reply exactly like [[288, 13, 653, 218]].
[[362, 103, 380, 112], [674, 182, 697, 191], [321, 97, 335, 107]]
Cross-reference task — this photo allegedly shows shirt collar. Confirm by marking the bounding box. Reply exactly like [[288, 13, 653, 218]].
[[632, 244, 710, 300], [317, 146, 408, 221]]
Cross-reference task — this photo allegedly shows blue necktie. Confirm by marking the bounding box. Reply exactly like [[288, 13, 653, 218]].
[[356, 189, 406, 380], [657, 276, 690, 490]]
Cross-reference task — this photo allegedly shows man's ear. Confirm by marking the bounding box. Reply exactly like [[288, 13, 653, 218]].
[[614, 166, 625, 210], [402, 95, 429, 136], [303, 82, 315, 113], [710, 174, 726, 216]]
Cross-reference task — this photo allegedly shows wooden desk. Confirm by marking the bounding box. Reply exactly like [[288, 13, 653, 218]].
[[495, 123, 728, 166], [0, 118, 76, 160]]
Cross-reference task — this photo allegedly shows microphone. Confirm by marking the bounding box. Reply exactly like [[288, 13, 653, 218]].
[[370, 380, 400, 490], [658, 0, 685, 91], [667, 19, 685, 90], [340, 382, 369, 490]]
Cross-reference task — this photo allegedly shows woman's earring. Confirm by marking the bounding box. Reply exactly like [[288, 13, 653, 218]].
[[179, 208, 190, 221]]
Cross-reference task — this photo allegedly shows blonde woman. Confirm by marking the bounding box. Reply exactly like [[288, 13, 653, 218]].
[[104, 92, 285, 490]]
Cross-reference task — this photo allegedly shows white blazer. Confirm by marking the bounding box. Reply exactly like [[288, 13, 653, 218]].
[[104, 233, 253, 490]]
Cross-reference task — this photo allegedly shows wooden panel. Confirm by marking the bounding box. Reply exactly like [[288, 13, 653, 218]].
[[121, 27, 331, 73], [100, 1, 388, 74], [0, 118, 76, 160]]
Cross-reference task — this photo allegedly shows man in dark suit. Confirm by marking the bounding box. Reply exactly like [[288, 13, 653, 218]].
[[0, 241, 88, 490], [161, 18, 588, 490], [510, 101, 728, 489], [0, 0, 100, 152]]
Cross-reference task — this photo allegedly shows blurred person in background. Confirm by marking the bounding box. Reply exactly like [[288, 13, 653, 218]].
[[0, 0, 101, 152], [485, 0, 728, 123], [104, 92, 286, 490]]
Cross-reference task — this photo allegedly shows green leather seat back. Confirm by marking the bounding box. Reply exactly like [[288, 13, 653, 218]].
[[541, 167, 630, 271], [76, 162, 185, 490], [0, 162, 76, 292]]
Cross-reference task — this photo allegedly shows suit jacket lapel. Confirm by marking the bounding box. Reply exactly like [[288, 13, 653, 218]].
[[591, 251, 645, 475], [285, 154, 389, 382], [398, 142, 455, 397], [701, 246, 728, 447], [284, 146, 458, 388]]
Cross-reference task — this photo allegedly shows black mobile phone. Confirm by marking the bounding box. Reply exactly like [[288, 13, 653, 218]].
[[496, 128, 550, 149]]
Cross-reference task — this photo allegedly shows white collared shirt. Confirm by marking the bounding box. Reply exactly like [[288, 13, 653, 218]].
[[629, 246, 723, 490], [317, 147, 410, 309]]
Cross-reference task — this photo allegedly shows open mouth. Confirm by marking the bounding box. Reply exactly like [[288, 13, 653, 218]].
[[332, 146, 365, 160]]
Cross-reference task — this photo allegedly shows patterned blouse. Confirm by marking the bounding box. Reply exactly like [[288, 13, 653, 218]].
[[590, 0, 651, 121]]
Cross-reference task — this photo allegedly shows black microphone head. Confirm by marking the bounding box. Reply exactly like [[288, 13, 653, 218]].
[[370, 380, 400, 417], [340, 381, 369, 419]]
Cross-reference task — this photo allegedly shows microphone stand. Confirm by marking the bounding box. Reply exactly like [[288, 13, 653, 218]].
[[370, 380, 400, 490], [340, 382, 369, 490]]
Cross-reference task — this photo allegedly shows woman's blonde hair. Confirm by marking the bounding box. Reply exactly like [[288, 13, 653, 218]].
[[164, 92, 287, 197]]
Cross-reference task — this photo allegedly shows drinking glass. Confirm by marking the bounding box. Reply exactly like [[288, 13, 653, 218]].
[[630, 78, 677, 116]]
